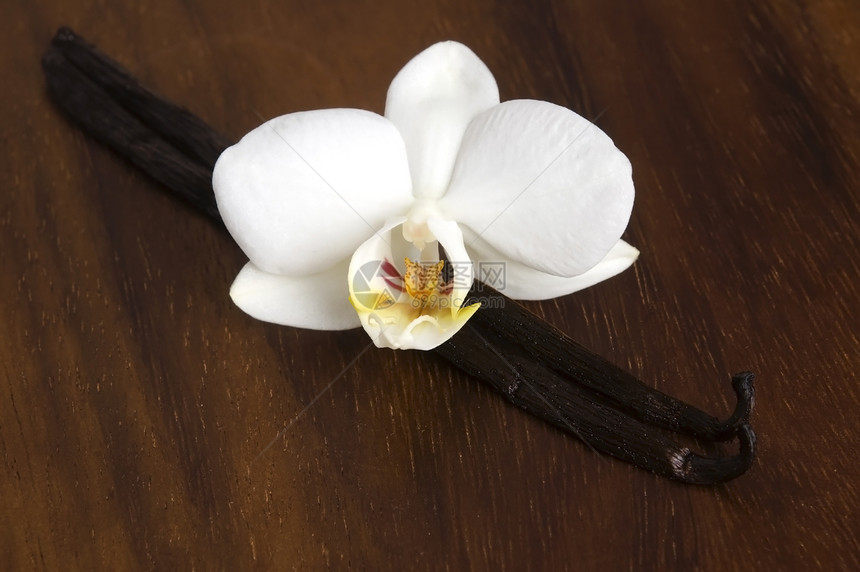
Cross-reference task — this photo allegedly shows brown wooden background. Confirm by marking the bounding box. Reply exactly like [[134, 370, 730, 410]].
[[2, 0, 858, 569]]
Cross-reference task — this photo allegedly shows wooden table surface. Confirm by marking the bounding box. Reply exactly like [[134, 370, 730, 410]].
[[2, 0, 858, 569]]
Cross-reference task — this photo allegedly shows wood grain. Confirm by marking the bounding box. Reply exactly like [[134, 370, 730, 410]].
[[2, 0, 858, 569]]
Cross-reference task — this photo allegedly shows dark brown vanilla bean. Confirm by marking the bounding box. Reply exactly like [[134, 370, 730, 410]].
[[435, 287, 756, 483], [462, 284, 755, 442], [48, 27, 232, 170], [42, 28, 226, 224], [42, 27, 756, 484]]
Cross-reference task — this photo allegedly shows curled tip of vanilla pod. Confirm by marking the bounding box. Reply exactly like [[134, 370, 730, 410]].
[[42, 27, 757, 484]]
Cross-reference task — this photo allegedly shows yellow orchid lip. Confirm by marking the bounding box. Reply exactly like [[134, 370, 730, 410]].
[[349, 253, 480, 350]]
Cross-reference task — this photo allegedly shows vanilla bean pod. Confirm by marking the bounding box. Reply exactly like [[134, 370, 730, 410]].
[[461, 285, 755, 442], [42, 27, 756, 484], [435, 287, 756, 483], [42, 27, 227, 223]]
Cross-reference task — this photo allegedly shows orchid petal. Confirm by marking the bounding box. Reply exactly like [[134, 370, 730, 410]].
[[385, 41, 500, 200], [468, 237, 640, 300], [230, 260, 360, 330], [441, 100, 634, 277], [213, 109, 413, 276]]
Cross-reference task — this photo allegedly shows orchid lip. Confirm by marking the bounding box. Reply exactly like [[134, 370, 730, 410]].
[[348, 221, 480, 351]]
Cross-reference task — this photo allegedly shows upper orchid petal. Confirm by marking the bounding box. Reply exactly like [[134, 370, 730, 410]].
[[385, 41, 500, 200], [213, 109, 414, 276], [467, 236, 640, 300], [440, 99, 634, 278], [230, 259, 360, 330]]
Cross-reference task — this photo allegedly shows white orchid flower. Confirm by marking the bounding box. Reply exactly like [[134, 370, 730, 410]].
[[213, 41, 638, 351]]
